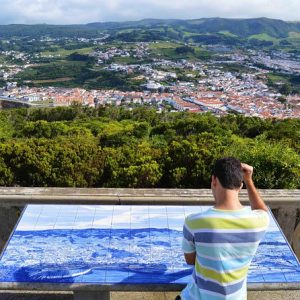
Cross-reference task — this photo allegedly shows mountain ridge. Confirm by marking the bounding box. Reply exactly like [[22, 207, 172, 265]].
[[1, 17, 300, 42]]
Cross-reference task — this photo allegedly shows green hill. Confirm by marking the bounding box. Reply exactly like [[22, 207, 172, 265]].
[[1, 18, 300, 47], [87, 17, 300, 39], [0, 18, 298, 38]]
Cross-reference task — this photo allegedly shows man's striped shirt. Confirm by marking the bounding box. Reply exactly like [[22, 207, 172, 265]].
[[181, 207, 269, 300]]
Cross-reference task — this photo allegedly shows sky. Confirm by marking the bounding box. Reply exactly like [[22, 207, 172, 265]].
[[0, 0, 300, 25]]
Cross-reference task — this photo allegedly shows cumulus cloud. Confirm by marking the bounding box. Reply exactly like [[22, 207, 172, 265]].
[[0, 0, 299, 24]]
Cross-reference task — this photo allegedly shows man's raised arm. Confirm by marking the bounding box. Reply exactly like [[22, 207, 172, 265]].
[[241, 163, 268, 212]]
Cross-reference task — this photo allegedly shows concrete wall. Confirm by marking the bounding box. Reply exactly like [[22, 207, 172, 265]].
[[0, 206, 23, 251]]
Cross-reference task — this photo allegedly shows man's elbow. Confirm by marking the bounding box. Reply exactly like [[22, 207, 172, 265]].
[[184, 252, 196, 265]]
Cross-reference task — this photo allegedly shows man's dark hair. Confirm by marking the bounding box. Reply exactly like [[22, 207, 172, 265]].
[[212, 157, 243, 189]]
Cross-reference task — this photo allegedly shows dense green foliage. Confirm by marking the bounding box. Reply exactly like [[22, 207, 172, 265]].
[[0, 106, 299, 188]]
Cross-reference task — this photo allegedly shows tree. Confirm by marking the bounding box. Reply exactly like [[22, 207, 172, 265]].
[[0, 106, 299, 189], [224, 136, 300, 189], [175, 46, 195, 55], [20, 121, 68, 138], [279, 83, 292, 95], [100, 142, 163, 188], [161, 133, 226, 188], [0, 136, 104, 187]]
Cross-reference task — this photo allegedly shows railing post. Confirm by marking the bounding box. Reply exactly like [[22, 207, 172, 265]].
[[276, 207, 297, 244], [0, 206, 22, 251], [292, 222, 300, 259]]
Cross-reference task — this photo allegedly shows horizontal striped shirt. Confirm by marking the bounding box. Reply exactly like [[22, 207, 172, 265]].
[[181, 207, 269, 300]]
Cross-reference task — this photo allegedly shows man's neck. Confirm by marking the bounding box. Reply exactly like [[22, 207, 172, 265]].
[[214, 189, 244, 210]]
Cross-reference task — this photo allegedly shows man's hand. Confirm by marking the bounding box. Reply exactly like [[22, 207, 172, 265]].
[[241, 162, 268, 211], [241, 163, 253, 183]]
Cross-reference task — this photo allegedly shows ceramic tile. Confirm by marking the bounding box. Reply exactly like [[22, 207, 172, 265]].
[[35, 216, 57, 227], [74, 215, 95, 229], [262, 270, 287, 282], [184, 206, 207, 216], [93, 214, 113, 224], [25, 205, 44, 215], [111, 213, 131, 229], [131, 213, 149, 224], [148, 206, 166, 215], [58, 205, 78, 217], [167, 216, 185, 231], [113, 206, 131, 213], [76, 205, 96, 214], [0, 204, 299, 286], [130, 205, 148, 213], [130, 220, 150, 229], [172, 273, 192, 284], [78, 269, 106, 284], [53, 216, 76, 229], [149, 216, 168, 228], [166, 206, 184, 215], [16, 215, 40, 231], [92, 211, 113, 228], [36, 205, 63, 217], [248, 267, 265, 283], [283, 270, 300, 282]]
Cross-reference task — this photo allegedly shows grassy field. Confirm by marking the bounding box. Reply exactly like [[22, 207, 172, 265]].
[[248, 33, 279, 42], [183, 31, 198, 37], [267, 73, 289, 84], [267, 72, 300, 93], [288, 32, 300, 39], [111, 56, 143, 64], [148, 41, 210, 60], [41, 47, 95, 58], [33, 77, 74, 84], [286, 32, 300, 47], [148, 41, 182, 50], [16, 60, 86, 82], [0, 55, 7, 64], [219, 30, 238, 37]]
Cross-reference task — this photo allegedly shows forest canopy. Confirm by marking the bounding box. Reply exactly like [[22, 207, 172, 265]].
[[0, 105, 299, 189]]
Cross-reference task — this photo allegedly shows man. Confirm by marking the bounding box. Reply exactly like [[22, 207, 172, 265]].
[[180, 157, 269, 300]]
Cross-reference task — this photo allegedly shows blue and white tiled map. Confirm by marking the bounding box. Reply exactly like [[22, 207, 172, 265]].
[[0, 205, 299, 285]]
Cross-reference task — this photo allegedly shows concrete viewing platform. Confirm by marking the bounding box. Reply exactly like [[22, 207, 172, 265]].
[[0, 188, 299, 300]]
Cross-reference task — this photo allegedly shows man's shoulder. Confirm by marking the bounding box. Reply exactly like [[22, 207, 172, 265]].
[[185, 208, 212, 220], [185, 207, 269, 228], [250, 208, 269, 216], [184, 208, 215, 227], [249, 209, 270, 224]]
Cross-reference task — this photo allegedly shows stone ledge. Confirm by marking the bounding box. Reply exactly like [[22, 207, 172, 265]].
[[0, 188, 299, 208], [0, 282, 299, 292]]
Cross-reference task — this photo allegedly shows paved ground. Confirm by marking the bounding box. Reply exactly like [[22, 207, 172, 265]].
[[0, 291, 300, 300], [0, 293, 71, 300]]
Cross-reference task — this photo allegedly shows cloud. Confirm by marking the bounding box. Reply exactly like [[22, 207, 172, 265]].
[[0, 0, 299, 25]]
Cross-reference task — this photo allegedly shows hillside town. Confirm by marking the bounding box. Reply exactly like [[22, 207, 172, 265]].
[[1, 40, 300, 118]]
